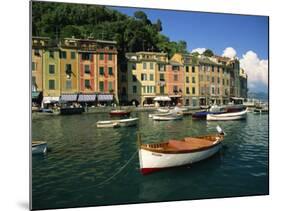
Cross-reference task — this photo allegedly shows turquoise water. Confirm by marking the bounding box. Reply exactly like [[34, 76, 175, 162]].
[[32, 111, 269, 210]]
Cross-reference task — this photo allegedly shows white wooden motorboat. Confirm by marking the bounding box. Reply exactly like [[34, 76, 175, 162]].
[[96, 120, 120, 128], [118, 118, 139, 127], [97, 117, 138, 128], [32, 141, 47, 154], [137, 126, 225, 174], [149, 110, 173, 118], [152, 113, 183, 121], [206, 109, 247, 121], [157, 108, 170, 113]]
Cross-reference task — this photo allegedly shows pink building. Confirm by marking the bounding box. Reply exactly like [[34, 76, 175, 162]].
[[166, 61, 184, 105]]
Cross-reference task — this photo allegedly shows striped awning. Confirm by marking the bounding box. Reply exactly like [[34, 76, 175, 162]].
[[78, 94, 96, 102], [60, 94, 78, 102], [97, 94, 113, 101]]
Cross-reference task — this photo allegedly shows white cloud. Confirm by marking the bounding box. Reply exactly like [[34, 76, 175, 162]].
[[191, 48, 206, 55], [222, 47, 237, 59], [240, 50, 268, 92]]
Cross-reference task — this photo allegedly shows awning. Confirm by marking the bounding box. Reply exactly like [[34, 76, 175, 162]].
[[32, 91, 40, 99], [78, 94, 96, 102], [231, 97, 244, 100], [153, 96, 171, 101], [42, 96, 60, 104], [97, 94, 113, 101], [60, 94, 78, 102]]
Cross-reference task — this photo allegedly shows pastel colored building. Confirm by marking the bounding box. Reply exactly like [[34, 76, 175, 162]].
[[170, 53, 200, 106], [77, 39, 118, 101], [95, 40, 118, 102], [43, 42, 61, 99], [32, 37, 49, 92], [126, 52, 168, 106], [171, 53, 232, 106], [59, 38, 79, 95], [165, 61, 185, 105]]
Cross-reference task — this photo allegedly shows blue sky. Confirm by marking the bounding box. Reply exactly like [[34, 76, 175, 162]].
[[111, 6, 268, 59], [110, 6, 269, 93]]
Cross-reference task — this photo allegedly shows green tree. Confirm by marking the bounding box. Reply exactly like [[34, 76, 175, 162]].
[[203, 49, 214, 57]]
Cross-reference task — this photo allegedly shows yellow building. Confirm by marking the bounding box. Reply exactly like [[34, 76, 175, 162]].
[[32, 37, 49, 92], [43, 42, 61, 99], [59, 38, 79, 95], [171, 53, 232, 106], [126, 52, 168, 106]]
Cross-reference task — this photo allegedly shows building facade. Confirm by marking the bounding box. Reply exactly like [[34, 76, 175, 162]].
[[43, 43, 61, 98], [126, 52, 168, 106], [32, 37, 49, 92], [59, 38, 79, 94], [32, 37, 118, 104]]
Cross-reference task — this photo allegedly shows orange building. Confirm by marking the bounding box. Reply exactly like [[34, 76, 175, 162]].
[[165, 61, 184, 105], [95, 40, 118, 101]]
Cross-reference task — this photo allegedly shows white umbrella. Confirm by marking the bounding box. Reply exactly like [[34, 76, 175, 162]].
[[153, 96, 171, 101]]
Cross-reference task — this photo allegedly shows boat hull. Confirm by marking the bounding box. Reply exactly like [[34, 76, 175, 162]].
[[97, 118, 138, 128], [139, 143, 222, 174], [109, 111, 131, 117], [96, 122, 119, 128], [207, 109, 247, 121], [118, 118, 138, 127], [152, 114, 183, 121], [192, 111, 225, 119], [32, 142, 47, 154]]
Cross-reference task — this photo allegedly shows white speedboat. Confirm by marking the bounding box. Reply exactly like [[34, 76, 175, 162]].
[[157, 108, 170, 113], [207, 109, 247, 121], [152, 113, 183, 121], [137, 126, 225, 174], [96, 120, 120, 128], [97, 117, 138, 128], [32, 141, 47, 154]]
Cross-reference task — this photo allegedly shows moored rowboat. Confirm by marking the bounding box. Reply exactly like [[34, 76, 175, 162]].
[[137, 126, 225, 174], [206, 109, 247, 121], [32, 141, 47, 154], [97, 117, 139, 128], [96, 121, 120, 128], [152, 113, 183, 121], [109, 110, 131, 117]]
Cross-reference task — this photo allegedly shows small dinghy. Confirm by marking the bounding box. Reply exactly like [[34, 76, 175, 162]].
[[32, 141, 47, 155], [97, 117, 139, 128], [137, 126, 225, 174], [207, 109, 247, 121], [109, 110, 131, 117], [152, 112, 183, 121]]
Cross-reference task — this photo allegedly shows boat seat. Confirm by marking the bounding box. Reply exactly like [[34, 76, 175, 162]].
[[168, 138, 213, 151]]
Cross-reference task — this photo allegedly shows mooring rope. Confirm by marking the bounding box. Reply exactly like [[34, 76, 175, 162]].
[[92, 150, 138, 188]]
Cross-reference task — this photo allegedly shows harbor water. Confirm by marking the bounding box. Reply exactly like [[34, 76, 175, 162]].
[[32, 111, 269, 210]]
